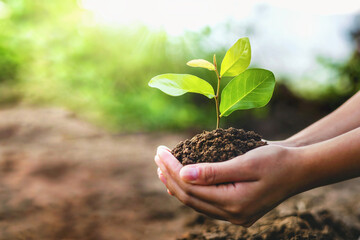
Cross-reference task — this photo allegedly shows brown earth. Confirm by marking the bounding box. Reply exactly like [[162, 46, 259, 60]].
[[178, 210, 360, 240], [0, 107, 359, 240], [172, 128, 266, 165]]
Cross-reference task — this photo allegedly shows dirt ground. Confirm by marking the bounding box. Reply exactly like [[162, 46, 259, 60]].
[[0, 107, 359, 240]]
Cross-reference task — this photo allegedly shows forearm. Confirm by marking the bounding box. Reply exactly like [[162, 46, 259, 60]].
[[294, 126, 360, 193], [285, 91, 360, 147]]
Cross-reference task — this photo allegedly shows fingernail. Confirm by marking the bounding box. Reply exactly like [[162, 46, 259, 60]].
[[157, 167, 161, 176], [167, 189, 173, 196], [157, 145, 170, 155], [180, 166, 199, 181]]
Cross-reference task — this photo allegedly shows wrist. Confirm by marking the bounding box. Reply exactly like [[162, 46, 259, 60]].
[[267, 139, 302, 148], [283, 137, 307, 147], [289, 144, 334, 195], [268, 137, 308, 148], [282, 146, 316, 196]]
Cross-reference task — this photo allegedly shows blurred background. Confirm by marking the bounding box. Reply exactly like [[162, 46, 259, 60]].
[[0, 0, 359, 137]]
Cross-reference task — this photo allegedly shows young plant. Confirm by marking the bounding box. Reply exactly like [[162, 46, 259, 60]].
[[148, 37, 275, 129]]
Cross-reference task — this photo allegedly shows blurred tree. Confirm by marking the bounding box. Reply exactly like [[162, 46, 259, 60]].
[[342, 16, 360, 94], [313, 15, 360, 110], [0, 42, 18, 83], [0, 0, 225, 131]]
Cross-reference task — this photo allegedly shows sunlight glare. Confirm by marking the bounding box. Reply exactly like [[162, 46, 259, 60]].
[[79, 0, 255, 35], [79, 0, 360, 35]]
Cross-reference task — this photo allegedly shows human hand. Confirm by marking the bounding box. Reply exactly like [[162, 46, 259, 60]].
[[155, 144, 304, 226]]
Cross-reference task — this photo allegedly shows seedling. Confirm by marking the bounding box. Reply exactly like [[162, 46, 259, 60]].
[[148, 37, 275, 129]]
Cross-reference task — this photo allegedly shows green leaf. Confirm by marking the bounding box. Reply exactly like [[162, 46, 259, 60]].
[[148, 74, 215, 99], [220, 69, 275, 117], [187, 59, 215, 71], [220, 37, 251, 77]]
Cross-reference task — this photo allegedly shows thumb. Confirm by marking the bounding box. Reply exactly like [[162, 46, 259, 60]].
[[179, 159, 254, 185]]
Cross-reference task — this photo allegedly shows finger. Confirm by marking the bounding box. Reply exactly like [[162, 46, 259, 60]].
[[157, 166, 174, 196], [158, 169, 167, 185], [160, 165, 260, 224], [158, 145, 171, 152], [156, 148, 268, 224], [156, 147, 202, 194], [155, 151, 230, 209], [157, 162, 174, 196], [156, 155, 230, 220], [155, 153, 182, 191], [156, 146, 183, 179], [179, 158, 258, 185], [156, 147, 249, 204], [186, 181, 260, 209]]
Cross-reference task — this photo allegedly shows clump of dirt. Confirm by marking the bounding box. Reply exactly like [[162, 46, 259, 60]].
[[172, 127, 266, 165], [178, 210, 360, 240]]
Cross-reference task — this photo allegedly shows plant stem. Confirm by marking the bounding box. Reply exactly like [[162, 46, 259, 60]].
[[213, 54, 221, 129], [214, 96, 220, 129]]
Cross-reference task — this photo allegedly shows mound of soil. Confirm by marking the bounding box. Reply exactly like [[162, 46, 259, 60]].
[[178, 210, 360, 240], [172, 127, 266, 165]]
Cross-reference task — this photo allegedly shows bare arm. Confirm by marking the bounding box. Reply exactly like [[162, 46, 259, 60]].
[[296, 126, 360, 191], [281, 91, 360, 147]]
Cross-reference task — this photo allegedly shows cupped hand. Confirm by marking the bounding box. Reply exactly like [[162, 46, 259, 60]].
[[154, 144, 304, 226]]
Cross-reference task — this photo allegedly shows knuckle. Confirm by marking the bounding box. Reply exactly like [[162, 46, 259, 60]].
[[159, 167, 168, 176], [242, 221, 254, 228], [242, 158, 258, 173], [227, 211, 255, 227], [183, 185, 194, 196], [225, 205, 243, 215], [178, 192, 191, 205], [203, 164, 216, 184], [229, 218, 247, 226]]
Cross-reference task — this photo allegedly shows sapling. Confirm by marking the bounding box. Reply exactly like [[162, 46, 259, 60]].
[[148, 37, 275, 129], [149, 37, 276, 165]]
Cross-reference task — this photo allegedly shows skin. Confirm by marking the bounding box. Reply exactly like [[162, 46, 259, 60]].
[[154, 91, 360, 227], [272, 90, 360, 147]]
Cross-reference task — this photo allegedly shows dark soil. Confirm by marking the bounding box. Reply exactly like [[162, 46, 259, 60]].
[[178, 210, 360, 240], [172, 127, 266, 165]]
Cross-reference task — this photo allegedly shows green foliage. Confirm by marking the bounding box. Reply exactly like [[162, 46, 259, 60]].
[[0, 0, 227, 131], [149, 74, 215, 98], [220, 37, 251, 77], [149, 37, 275, 128], [0, 44, 19, 83], [220, 69, 275, 117]]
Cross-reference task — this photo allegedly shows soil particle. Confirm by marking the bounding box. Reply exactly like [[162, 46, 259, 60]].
[[172, 127, 266, 165]]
